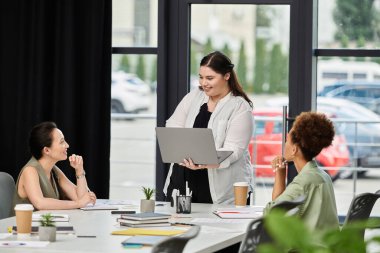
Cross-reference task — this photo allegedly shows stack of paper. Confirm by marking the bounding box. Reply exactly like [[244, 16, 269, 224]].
[[32, 213, 69, 222], [12, 226, 75, 234], [117, 212, 172, 228], [213, 206, 264, 219], [121, 235, 167, 247], [112, 228, 184, 236]]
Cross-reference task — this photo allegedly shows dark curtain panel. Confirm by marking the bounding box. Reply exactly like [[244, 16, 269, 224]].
[[0, 1, 111, 198]]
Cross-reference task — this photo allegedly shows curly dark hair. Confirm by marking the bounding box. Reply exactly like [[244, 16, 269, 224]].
[[290, 112, 335, 161]]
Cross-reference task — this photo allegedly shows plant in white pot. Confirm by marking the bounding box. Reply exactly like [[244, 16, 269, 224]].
[[39, 213, 56, 242], [140, 186, 155, 213]]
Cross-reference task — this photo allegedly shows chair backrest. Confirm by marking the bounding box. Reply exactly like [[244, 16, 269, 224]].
[[238, 195, 306, 253], [0, 172, 16, 219], [342, 190, 380, 239], [238, 217, 264, 253], [151, 225, 201, 253]]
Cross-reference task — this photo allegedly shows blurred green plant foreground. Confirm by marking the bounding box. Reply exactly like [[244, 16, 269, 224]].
[[258, 210, 380, 253]]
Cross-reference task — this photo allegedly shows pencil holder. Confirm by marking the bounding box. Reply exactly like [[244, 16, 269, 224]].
[[176, 196, 192, 214]]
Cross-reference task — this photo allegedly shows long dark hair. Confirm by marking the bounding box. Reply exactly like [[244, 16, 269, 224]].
[[29, 121, 57, 160], [199, 51, 253, 107]]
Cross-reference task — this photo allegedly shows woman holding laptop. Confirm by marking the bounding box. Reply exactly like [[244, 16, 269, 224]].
[[12, 122, 96, 212], [163, 51, 254, 205]]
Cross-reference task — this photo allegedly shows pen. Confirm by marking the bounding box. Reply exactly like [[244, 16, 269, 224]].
[[77, 235, 97, 238], [111, 210, 136, 214], [172, 222, 195, 226]]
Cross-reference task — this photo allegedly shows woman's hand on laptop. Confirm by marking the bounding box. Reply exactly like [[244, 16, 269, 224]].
[[179, 158, 220, 170]]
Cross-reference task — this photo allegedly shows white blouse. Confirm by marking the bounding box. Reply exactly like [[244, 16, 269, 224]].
[[163, 88, 254, 204]]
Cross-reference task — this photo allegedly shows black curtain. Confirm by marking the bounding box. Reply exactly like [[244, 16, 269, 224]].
[[0, 1, 111, 198]]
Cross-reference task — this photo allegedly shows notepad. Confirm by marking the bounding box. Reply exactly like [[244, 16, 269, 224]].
[[120, 212, 171, 221], [80, 203, 118, 211], [32, 214, 69, 222], [12, 226, 75, 234], [121, 235, 168, 246], [111, 228, 185, 236], [213, 206, 264, 219]]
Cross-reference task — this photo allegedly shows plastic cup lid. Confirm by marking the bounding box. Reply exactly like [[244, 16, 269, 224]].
[[233, 182, 249, 187], [14, 204, 34, 211]]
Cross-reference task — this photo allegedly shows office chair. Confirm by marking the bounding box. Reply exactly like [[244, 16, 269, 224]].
[[0, 172, 16, 219], [341, 190, 380, 240], [151, 225, 201, 253], [239, 195, 306, 253]]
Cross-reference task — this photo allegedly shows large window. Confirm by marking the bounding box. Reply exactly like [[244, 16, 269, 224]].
[[317, 0, 380, 215], [190, 4, 290, 205], [111, 0, 157, 200]]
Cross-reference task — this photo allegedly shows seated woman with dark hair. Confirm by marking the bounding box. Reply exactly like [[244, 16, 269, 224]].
[[13, 122, 96, 212], [265, 112, 339, 230]]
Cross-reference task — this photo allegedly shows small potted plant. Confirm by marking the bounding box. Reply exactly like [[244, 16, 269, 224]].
[[38, 213, 56, 242], [140, 186, 155, 213]]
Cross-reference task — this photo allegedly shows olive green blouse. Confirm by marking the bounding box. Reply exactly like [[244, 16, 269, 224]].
[[12, 157, 61, 214], [264, 160, 339, 231]]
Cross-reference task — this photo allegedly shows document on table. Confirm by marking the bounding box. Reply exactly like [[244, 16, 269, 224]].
[[0, 233, 11, 239], [112, 228, 185, 236], [213, 206, 264, 219], [81, 203, 119, 210], [81, 199, 140, 210], [0, 241, 49, 248], [191, 218, 249, 224], [32, 213, 69, 222]]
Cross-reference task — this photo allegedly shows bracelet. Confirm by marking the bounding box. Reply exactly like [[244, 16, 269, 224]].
[[76, 171, 86, 179]]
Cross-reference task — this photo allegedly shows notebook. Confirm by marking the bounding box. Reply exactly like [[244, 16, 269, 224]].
[[32, 213, 69, 222], [121, 235, 168, 246], [156, 127, 233, 164], [120, 212, 171, 221]]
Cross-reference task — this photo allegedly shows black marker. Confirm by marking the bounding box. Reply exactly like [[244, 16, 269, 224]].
[[111, 210, 136, 214]]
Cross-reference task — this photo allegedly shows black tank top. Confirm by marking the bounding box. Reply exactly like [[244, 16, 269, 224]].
[[167, 103, 213, 203]]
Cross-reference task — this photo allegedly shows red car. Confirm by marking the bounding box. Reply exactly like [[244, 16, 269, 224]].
[[249, 109, 350, 181]]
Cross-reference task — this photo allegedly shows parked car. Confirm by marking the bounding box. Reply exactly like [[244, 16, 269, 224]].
[[111, 71, 151, 113], [318, 81, 380, 115], [266, 96, 380, 175], [249, 108, 350, 181]]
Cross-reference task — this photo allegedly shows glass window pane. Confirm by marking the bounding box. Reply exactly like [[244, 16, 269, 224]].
[[112, 0, 158, 47], [110, 54, 157, 200], [318, 0, 380, 49], [317, 57, 380, 216], [191, 4, 290, 206]]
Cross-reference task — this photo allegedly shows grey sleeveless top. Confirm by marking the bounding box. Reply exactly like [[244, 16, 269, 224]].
[[12, 157, 61, 213]]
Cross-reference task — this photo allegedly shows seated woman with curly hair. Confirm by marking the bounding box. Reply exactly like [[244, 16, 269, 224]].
[[264, 112, 339, 231]]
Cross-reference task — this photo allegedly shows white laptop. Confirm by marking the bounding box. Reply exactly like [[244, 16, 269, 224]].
[[155, 127, 233, 165]]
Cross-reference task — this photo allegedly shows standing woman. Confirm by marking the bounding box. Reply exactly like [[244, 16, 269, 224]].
[[163, 51, 254, 204], [13, 122, 96, 212]]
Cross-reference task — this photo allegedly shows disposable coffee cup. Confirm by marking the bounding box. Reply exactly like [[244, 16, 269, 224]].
[[233, 182, 249, 207], [14, 204, 34, 237]]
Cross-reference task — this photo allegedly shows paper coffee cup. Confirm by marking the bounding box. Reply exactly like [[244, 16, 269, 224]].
[[233, 182, 249, 207], [14, 204, 34, 236]]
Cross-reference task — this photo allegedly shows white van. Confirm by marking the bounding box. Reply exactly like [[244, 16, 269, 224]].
[[317, 60, 380, 92]]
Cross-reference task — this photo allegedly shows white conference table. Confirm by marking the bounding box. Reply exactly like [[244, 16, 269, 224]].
[[0, 201, 255, 253]]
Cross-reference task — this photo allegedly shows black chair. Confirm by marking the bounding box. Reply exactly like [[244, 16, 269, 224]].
[[238, 195, 306, 253], [341, 190, 380, 240], [151, 225, 201, 253], [0, 172, 15, 219]]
